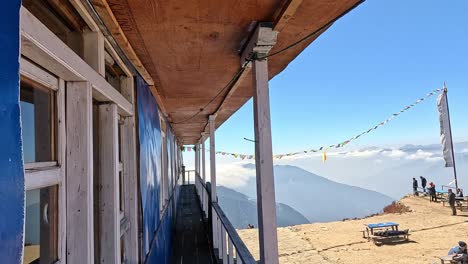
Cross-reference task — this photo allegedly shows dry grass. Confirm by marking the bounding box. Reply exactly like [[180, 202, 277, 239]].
[[383, 201, 412, 214]]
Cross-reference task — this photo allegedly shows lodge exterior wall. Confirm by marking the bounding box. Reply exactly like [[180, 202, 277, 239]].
[[0, 2, 183, 263]]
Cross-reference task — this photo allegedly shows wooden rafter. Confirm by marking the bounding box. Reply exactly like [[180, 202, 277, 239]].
[[46, 0, 87, 31], [273, 0, 304, 32], [90, 0, 153, 83], [90, 0, 168, 115]]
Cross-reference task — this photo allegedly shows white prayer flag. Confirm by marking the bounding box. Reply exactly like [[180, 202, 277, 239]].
[[437, 91, 454, 167]]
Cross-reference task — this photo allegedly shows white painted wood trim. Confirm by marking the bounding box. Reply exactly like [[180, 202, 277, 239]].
[[120, 78, 139, 263], [68, 0, 100, 32], [228, 238, 234, 264], [20, 58, 59, 91], [222, 227, 227, 263], [98, 104, 121, 264], [195, 144, 199, 179], [209, 115, 219, 253], [25, 168, 60, 191], [66, 81, 94, 263], [24, 161, 58, 170], [104, 39, 133, 78], [252, 59, 279, 264], [202, 140, 206, 183], [20, 7, 133, 116], [209, 115, 217, 202], [57, 79, 67, 264]]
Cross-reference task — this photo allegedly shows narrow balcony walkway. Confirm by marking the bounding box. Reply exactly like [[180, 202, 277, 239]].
[[171, 185, 214, 264]]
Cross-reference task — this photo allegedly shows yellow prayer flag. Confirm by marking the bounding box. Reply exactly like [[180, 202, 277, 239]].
[[322, 150, 327, 163]]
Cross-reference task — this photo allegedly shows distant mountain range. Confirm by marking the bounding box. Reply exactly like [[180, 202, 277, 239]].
[[218, 164, 394, 224], [217, 186, 309, 229], [286, 141, 468, 200]]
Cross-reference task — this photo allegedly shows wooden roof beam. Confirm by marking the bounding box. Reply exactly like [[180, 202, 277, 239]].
[[273, 0, 304, 32], [90, 0, 153, 85], [87, 0, 168, 115]]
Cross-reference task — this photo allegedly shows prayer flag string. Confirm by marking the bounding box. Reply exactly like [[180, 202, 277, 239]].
[[182, 88, 443, 160]]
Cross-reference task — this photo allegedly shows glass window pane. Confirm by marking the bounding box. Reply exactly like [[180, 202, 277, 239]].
[[24, 186, 58, 264], [20, 81, 56, 163]]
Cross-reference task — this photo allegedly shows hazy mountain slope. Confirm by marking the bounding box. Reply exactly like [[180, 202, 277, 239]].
[[217, 186, 309, 229], [232, 165, 394, 223]]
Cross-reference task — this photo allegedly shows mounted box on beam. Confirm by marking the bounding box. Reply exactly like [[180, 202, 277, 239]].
[[240, 22, 278, 65]]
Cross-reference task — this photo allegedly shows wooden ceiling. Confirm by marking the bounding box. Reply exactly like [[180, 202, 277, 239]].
[[92, 0, 362, 144]]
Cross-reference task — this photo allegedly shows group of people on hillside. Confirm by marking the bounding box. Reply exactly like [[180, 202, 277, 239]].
[[412, 176, 437, 200], [412, 176, 464, 216]]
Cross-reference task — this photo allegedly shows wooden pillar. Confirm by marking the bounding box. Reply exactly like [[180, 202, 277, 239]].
[[98, 104, 120, 264], [209, 115, 217, 201], [253, 58, 279, 264], [120, 77, 139, 263], [66, 81, 94, 263], [195, 143, 199, 178], [209, 115, 218, 250], [202, 136, 206, 183], [83, 30, 105, 76]]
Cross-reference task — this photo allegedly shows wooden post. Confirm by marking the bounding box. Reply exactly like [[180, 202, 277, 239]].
[[240, 23, 279, 264], [253, 54, 279, 264], [201, 136, 207, 215], [120, 77, 139, 263], [98, 104, 120, 264], [209, 115, 218, 250], [209, 115, 217, 202], [202, 135, 206, 184], [195, 144, 199, 180], [66, 81, 94, 263], [83, 30, 105, 76]]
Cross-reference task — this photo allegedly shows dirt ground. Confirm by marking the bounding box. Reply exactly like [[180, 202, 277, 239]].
[[237, 196, 468, 263]]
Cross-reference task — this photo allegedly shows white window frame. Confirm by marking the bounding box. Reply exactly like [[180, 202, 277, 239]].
[[21, 58, 67, 264], [20, 5, 139, 263]]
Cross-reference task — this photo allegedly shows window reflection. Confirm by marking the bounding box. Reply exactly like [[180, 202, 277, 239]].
[[20, 81, 56, 163]]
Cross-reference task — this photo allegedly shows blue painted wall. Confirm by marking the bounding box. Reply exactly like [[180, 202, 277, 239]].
[[137, 76, 163, 260], [137, 76, 181, 263], [0, 0, 25, 262]]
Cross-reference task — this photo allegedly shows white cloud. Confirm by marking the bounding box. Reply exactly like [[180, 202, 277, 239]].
[[405, 149, 434, 160], [215, 162, 256, 188], [344, 149, 382, 158], [382, 149, 407, 158]]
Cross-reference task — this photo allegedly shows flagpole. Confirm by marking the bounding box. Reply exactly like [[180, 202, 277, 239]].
[[444, 85, 458, 190]]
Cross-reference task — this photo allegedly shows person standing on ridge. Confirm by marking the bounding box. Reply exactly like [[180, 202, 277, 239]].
[[449, 189, 457, 216], [413, 178, 418, 196], [428, 182, 437, 202], [420, 176, 427, 192]]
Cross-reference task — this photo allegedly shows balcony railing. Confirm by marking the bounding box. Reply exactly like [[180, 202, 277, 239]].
[[188, 171, 256, 264]]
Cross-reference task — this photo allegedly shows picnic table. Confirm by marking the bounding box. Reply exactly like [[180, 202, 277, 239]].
[[437, 189, 449, 197], [438, 255, 462, 264], [366, 222, 399, 235], [362, 222, 410, 244], [442, 197, 468, 211]]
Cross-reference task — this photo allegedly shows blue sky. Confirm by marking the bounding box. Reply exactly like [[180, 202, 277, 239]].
[[211, 0, 468, 156]]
